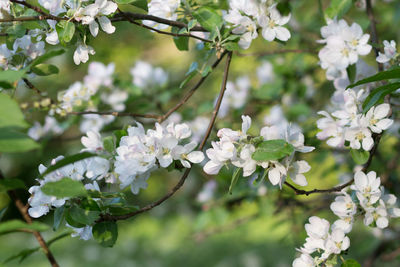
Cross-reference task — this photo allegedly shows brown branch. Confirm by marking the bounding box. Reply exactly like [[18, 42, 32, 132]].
[[159, 50, 228, 123], [10, 0, 63, 21], [284, 131, 384, 196], [0, 173, 59, 267], [68, 110, 160, 119], [23, 78, 41, 94], [0, 15, 60, 22], [96, 52, 233, 223], [111, 12, 206, 32], [117, 10, 211, 43], [366, 0, 383, 72]]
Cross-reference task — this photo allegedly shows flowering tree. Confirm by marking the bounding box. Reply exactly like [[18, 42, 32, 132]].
[[0, 0, 399, 266]]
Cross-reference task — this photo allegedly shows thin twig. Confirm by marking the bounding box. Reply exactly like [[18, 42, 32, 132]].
[[117, 10, 211, 43], [23, 78, 41, 94], [366, 0, 383, 72], [111, 12, 206, 32], [0, 173, 59, 267], [159, 51, 228, 123], [9, 0, 63, 21], [96, 52, 233, 223]]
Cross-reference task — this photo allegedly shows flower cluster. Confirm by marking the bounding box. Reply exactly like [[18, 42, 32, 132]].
[[318, 19, 372, 80], [224, 1, 291, 49], [317, 89, 393, 151], [144, 0, 181, 30], [203, 115, 314, 188], [294, 216, 350, 266], [28, 131, 111, 219], [115, 122, 204, 194], [130, 60, 168, 89], [376, 40, 398, 65], [28, 115, 64, 141]]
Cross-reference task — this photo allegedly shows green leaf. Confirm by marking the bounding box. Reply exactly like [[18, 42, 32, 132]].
[[0, 94, 28, 128], [188, 19, 198, 31], [276, 1, 291, 16], [362, 82, 400, 112], [347, 68, 400, 89], [346, 64, 356, 84], [180, 71, 197, 88], [31, 64, 59, 76], [0, 178, 25, 192], [115, 0, 148, 11], [103, 136, 115, 153], [341, 259, 361, 267], [228, 168, 241, 195], [0, 69, 26, 83], [0, 220, 49, 235], [224, 42, 240, 51], [193, 7, 223, 32], [41, 178, 87, 198], [53, 206, 65, 231], [69, 198, 101, 225], [252, 140, 294, 161], [40, 152, 96, 178], [30, 49, 65, 67], [92, 221, 118, 247], [172, 27, 189, 51], [325, 0, 353, 19], [0, 81, 13, 89], [0, 128, 40, 153], [114, 129, 128, 147], [350, 149, 369, 165], [56, 21, 75, 44]]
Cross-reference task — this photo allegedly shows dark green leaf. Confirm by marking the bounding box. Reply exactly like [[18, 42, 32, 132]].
[[350, 149, 369, 165], [0, 207, 8, 221], [347, 68, 400, 89], [92, 221, 118, 247], [325, 0, 353, 19], [114, 129, 128, 147], [228, 168, 241, 195], [40, 152, 96, 178], [0, 128, 40, 153], [41, 178, 87, 198], [56, 21, 75, 44], [341, 259, 361, 267], [362, 82, 400, 112], [0, 69, 26, 83], [53, 206, 65, 231], [0, 220, 49, 235], [115, 0, 148, 11], [224, 42, 240, 51], [31, 64, 59, 76], [193, 7, 223, 32], [346, 64, 356, 84], [172, 27, 189, 51], [0, 81, 13, 89], [276, 1, 291, 16], [0, 178, 25, 192], [69, 205, 101, 225], [30, 49, 65, 67], [252, 140, 294, 161]]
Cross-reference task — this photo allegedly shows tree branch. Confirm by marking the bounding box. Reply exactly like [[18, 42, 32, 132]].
[[0, 173, 59, 267], [96, 52, 233, 222], [9, 0, 63, 21]]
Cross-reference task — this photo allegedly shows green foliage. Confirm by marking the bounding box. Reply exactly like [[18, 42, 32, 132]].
[[172, 27, 189, 51], [40, 152, 96, 178], [0, 178, 25, 192], [53, 206, 65, 231], [362, 82, 400, 112], [56, 21, 75, 44], [350, 149, 369, 165], [103, 136, 115, 153], [41, 178, 87, 198], [69, 204, 101, 225], [193, 7, 223, 32], [31, 64, 59, 76], [0, 94, 28, 128], [341, 259, 361, 267], [0, 70, 26, 84], [228, 168, 241, 195], [325, 0, 353, 19], [115, 0, 148, 11], [0, 220, 49, 235], [347, 67, 400, 88], [346, 64, 356, 84], [252, 140, 294, 162], [92, 221, 118, 247], [0, 128, 40, 153], [29, 49, 65, 67]]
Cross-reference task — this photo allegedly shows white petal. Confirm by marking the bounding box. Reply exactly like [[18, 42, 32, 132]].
[[98, 16, 115, 34], [203, 161, 222, 175], [187, 151, 205, 164], [375, 119, 393, 131], [268, 168, 281, 185], [275, 26, 291, 41], [89, 21, 99, 37], [262, 27, 276, 42]]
